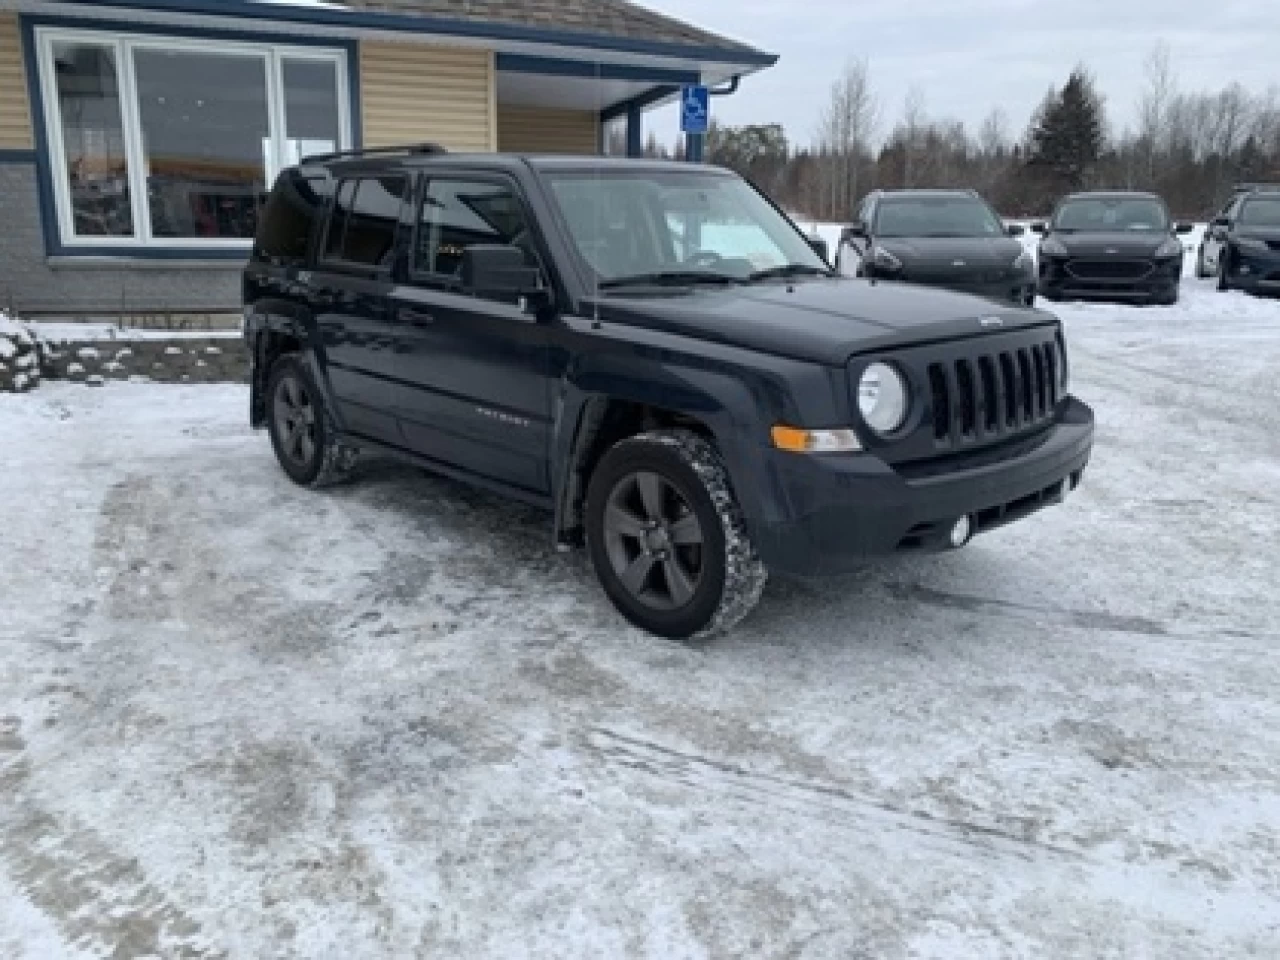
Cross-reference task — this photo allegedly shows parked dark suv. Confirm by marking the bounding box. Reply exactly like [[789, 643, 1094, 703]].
[[1206, 187, 1280, 295], [1033, 191, 1193, 304], [243, 145, 1095, 639], [838, 189, 1037, 306]]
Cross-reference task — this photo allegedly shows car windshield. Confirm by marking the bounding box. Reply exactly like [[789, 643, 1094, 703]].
[[542, 169, 828, 287], [1053, 198, 1169, 232], [873, 196, 1005, 238], [1239, 196, 1280, 227]]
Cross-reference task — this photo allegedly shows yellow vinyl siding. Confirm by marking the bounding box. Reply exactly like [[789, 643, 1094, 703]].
[[497, 105, 599, 155], [0, 14, 33, 151], [360, 42, 494, 152]]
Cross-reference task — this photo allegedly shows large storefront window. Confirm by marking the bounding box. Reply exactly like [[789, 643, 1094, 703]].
[[37, 29, 350, 249], [50, 40, 133, 238]]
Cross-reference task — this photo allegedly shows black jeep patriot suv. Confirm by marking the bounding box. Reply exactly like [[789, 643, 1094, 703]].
[[243, 145, 1094, 639]]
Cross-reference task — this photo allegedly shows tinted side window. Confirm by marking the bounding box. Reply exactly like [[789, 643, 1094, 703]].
[[323, 179, 356, 261], [323, 176, 408, 268], [253, 170, 327, 267], [416, 178, 537, 280]]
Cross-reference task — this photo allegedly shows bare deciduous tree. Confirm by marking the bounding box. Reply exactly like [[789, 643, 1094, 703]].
[[814, 58, 879, 219]]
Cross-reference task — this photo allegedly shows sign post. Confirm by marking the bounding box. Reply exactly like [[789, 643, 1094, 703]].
[[680, 84, 709, 163]]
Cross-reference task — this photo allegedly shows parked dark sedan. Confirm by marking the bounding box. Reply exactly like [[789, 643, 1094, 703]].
[[839, 189, 1037, 306], [1210, 190, 1280, 295], [1033, 192, 1193, 305]]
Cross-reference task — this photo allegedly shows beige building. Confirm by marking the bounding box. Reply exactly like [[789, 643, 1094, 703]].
[[0, 0, 774, 319]]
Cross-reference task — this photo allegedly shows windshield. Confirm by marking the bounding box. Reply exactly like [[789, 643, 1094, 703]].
[[873, 196, 1005, 239], [543, 170, 827, 285], [1053, 197, 1169, 232], [1239, 196, 1280, 227]]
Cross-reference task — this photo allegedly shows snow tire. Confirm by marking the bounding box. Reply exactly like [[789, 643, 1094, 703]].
[[585, 429, 767, 640]]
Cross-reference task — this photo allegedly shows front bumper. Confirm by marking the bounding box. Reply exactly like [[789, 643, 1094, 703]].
[[1229, 248, 1280, 292], [1039, 257, 1180, 301], [751, 397, 1094, 577], [871, 269, 1036, 307]]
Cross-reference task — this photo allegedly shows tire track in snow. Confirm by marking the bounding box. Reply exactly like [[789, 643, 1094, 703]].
[[585, 727, 1280, 948], [586, 726, 1080, 864], [0, 718, 224, 959]]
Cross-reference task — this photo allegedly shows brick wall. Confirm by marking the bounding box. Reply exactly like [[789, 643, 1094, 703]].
[[0, 163, 243, 316]]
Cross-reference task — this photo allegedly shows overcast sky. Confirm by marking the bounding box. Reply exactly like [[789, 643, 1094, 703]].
[[639, 0, 1277, 148]]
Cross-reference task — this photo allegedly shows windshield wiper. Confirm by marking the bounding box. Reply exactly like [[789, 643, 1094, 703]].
[[598, 270, 740, 290], [746, 263, 832, 283]]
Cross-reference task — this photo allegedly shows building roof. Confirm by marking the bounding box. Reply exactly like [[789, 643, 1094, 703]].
[[338, 0, 759, 56]]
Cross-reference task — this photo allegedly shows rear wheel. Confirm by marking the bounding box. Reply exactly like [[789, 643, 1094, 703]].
[[1217, 248, 1231, 292], [266, 354, 357, 487], [585, 430, 767, 639]]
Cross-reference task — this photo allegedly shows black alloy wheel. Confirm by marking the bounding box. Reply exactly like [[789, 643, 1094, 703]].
[[602, 470, 705, 611], [274, 371, 318, 471]]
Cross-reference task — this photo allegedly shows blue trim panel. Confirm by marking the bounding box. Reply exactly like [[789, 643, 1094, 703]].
[[20, 17, 57, 258], [600, 85, 680, 123], [91, 0, 778, 66], [20, 13, 361, 261], [495, 53, 697, 85], [625, 104, 643, 158], [0, 149, 37, 163]]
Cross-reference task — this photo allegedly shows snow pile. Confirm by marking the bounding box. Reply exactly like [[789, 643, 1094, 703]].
[[0, 312, 43, 394]]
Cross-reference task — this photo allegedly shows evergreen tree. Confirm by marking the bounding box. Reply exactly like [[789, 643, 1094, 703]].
[[1026, 68, 1106, 192]]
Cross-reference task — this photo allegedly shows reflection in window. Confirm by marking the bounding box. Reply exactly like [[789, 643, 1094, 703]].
[[52, 41, 133, 237], [282, 59, 341, 166], [134, 48, 270, 240], [325, 177, 406, 267], [417, 180, 535, 276]]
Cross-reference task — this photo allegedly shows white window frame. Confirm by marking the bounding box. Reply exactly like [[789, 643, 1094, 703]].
[[35, 26, 352, 250]]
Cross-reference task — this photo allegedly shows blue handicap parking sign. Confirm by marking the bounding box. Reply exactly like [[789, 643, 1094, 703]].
[[680, 85, 710, 134]]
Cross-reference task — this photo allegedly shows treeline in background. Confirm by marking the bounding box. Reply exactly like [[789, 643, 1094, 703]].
[[613, 44, 1280, 220]]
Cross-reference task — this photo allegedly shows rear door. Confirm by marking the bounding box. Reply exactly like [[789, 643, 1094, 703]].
[[308, 173, 412, 443], [389, 173, 554, 494]]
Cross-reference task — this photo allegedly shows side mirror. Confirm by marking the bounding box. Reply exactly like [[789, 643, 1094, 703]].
[[840, 221, 868, 245], [1030, 222, 1047, 235], [461, 244, 544, 300], [808, 236, 830, 263], [1006, 223, 1026, 237], [1175, 222, 1195, 234]]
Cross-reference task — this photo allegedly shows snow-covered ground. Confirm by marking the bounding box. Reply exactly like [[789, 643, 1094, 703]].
[[2, 281, 1279, 958]]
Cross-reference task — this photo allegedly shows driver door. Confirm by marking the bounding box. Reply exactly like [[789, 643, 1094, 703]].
[[390, 174, 554, 495]]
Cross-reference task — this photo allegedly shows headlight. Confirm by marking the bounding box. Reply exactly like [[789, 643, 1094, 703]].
[[1013, 250, 1033, 271], [858, 362, 910, 434], [1040, 236, 1068, 257], [871, 245, 903, 272], [1237, 237, 1269, 252], [1155, 237, 1183, 258]]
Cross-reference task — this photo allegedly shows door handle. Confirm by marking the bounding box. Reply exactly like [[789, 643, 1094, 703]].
[[399, 307, 435, 326]]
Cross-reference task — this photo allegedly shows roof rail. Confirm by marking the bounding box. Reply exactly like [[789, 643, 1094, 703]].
[[302, 142, 448, 164], [1231, 181, 1280, 194]]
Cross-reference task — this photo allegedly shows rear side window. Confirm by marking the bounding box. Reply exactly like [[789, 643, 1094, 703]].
[[252, 170, 328, 267], [322, 175, 409, 269]]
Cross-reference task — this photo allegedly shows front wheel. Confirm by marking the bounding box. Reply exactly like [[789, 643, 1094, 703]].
[[585, 430, 767, 639], [1217, 249, 1231, 292]]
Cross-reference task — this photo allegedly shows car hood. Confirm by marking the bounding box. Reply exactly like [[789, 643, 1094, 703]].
[[1046, 231, 1176, 256], [584, 278, 1056, 366], [876, 236, 1025, 266]]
